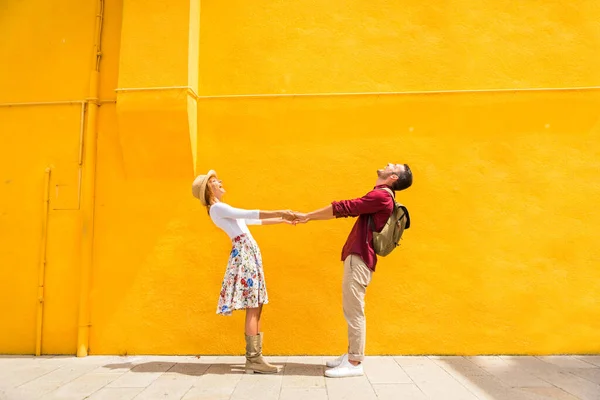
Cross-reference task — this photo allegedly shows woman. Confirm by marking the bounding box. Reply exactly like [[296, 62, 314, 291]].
[[192, 170, 294, 374]]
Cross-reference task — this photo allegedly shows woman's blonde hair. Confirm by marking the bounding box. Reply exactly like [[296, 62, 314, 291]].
[[204, 182, 215, 214]]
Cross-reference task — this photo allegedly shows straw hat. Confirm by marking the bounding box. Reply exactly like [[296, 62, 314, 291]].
[[192, 170, 217, 206]]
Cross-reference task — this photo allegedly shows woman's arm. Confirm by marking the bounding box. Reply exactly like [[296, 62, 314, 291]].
[[212, 203, 295, 221], [259, 210, 295, 220], [263, 218, 293, 226], [245, 218, 294, 226]]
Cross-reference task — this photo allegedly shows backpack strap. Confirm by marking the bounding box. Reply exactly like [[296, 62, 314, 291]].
[[398, 205, 411, 229], [370, 188, 411, 230], [377, 187, 395, 199], [369, 187, 396, 231]]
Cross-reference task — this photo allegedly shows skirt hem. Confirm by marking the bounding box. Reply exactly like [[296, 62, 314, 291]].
[[216, 301, 269, 316]]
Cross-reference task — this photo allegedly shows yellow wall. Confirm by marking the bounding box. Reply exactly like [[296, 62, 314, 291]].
[[1, 0, 600, 355], [199, 0, 600, 94], [0, 0, 122, 354]]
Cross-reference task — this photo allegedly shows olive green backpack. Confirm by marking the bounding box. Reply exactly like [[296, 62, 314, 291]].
[[370, 188, 411, 257]]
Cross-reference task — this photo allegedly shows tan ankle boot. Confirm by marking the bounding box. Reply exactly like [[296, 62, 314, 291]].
[[245, 334, 279, 374], [258, 332, 278, 370]]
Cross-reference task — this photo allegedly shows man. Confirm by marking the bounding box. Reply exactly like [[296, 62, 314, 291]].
[[294, 163, 413, 378]]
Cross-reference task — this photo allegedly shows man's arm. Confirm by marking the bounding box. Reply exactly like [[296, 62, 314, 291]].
[[294, 191, 390, 223], [291, 205, 334, 223], [304, 205, 335, 221]]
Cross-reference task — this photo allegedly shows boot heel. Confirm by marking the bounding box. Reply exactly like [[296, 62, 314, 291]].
[[245, 369, 255, 374]]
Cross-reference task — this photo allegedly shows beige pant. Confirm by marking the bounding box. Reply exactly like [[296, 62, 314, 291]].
[[342, 254, 373, 362]]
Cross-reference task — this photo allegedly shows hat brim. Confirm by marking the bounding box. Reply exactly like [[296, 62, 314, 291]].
[[192, 170, 217, 205]]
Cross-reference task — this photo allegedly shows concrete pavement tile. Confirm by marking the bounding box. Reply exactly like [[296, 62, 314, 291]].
[[0, 364, 61, 389], [214, 356, 246, 365], [181, 363, 243, 400], [106, 361, 173, 388], [266, 356, 289, 363], [529, 371, 600, 400], [92, 361, 135, 374], [35, 356, 74, 367], [493, 370, 553, 388], [372, 383, 428, 400], [325, 374, 377, 400], [402, 363, 478, 399], [430, 356, 491, 376], [286, 356, 323, 365], [400, 362, 455, 384], [168, 362, 211, 376], [393, 356, 437, 368], [230, 373, 282, 400], [13, 364, 99, 399], [0, 356, 50, 369], [444, 373, 544, 400], [282, 360, 325, 388], [519, 387, 581, 400], [279, 387, 328, 400], [568, 368, 600, 385], [40, 372, 123, 400], [467, 356, 554, 387], [133, 372, 199, 400], [466, 356, 507, 370], [193, 356, 219, 363], [107, 372, 164, 389], [66, 356, 125, 368], [575, 356, 600, 367], [537, 356, 598, 369], [363, 356, 412, 384], [86, 387, 144, 400], [0, 356, 39, 359], [1, 356, 598, 400], [181, 385, 233, 400], [500, 356, 563, 375]]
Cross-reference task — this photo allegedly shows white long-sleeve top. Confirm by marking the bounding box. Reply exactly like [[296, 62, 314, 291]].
[[209, 202, 262, 240]]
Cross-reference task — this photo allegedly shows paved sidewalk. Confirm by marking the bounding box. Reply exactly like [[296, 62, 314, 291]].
[[1, 355, 599, 400]]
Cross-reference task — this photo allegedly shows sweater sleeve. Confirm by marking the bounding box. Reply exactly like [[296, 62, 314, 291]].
[[331, 190, 391, 218], [211, 203, 260, 220]]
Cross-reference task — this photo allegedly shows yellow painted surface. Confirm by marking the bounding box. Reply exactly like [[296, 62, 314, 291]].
[[0, 1, 96, 103], [0, 105, 83, 354], [117, 0, 198, 178], [0, 0, 122, 354], [2, 0, 600, 355], [199, 0, 600, 95]]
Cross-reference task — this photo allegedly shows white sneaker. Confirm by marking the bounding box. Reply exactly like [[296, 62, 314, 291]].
[[324, 358, 364, 378], [326, 353, 348, 368]]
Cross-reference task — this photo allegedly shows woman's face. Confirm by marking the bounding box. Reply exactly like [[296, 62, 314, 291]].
[[208, 176, 225, 197]]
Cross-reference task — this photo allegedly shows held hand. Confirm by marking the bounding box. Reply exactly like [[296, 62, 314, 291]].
[[280, 210, 296, 221], [291, 212, 309, 225]]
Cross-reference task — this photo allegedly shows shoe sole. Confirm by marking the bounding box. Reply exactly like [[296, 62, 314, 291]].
[[324, 372, 364, 378], [245, 369, 280, 374]]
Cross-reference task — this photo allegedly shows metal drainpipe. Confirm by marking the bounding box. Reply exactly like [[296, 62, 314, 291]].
[[35, 168, 52, 356], [77, 0, 104, 357]]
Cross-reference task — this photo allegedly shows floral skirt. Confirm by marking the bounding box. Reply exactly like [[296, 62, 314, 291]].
[[217, 233, 269, 316]]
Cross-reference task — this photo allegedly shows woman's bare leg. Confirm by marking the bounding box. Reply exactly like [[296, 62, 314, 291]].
[[245, 307, 260, 336]]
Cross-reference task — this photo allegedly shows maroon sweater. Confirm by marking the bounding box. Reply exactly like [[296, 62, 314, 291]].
[[331, 185, 394, 271]]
